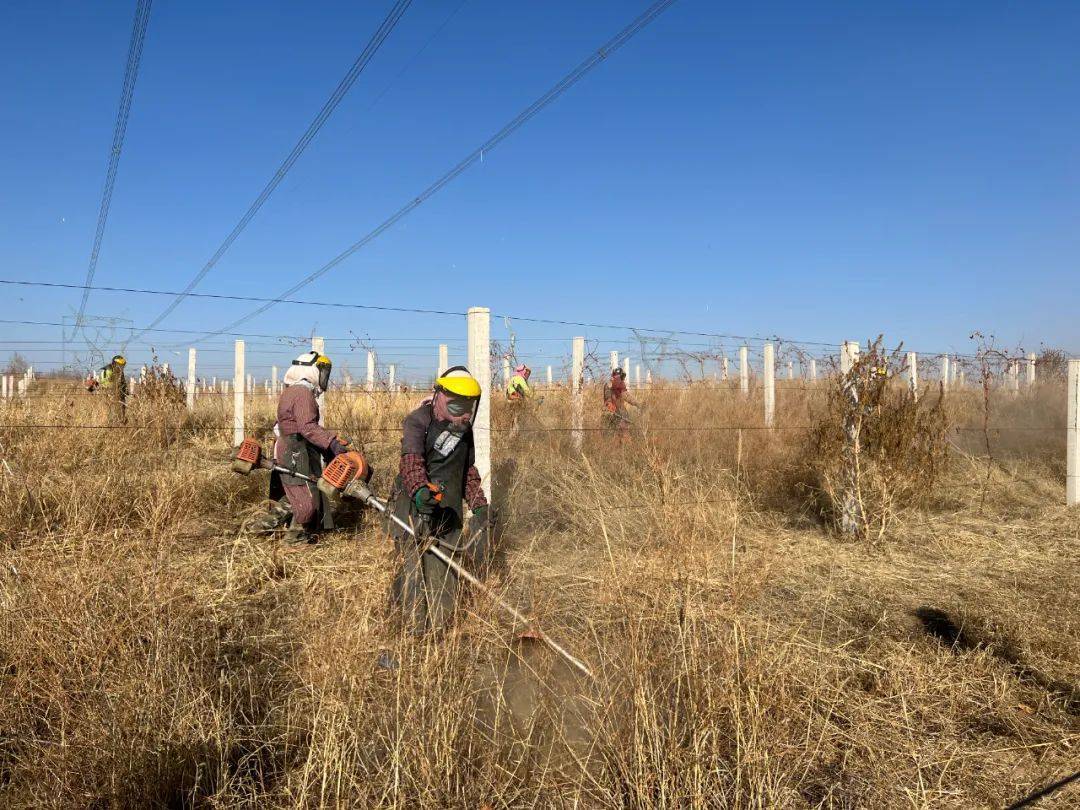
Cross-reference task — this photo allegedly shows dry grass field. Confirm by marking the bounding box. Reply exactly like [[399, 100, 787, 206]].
[[0, 368, 1077, 808]]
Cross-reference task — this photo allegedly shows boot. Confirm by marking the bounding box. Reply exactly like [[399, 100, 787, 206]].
[[281, 526, 313, 546], [246, 498, 293, 534]]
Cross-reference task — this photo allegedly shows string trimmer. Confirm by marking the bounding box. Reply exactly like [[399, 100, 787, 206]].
[[232, 439, 594, 679]]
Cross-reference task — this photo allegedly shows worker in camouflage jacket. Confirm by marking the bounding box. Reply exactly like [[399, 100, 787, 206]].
[[389, 365, 493, 632]]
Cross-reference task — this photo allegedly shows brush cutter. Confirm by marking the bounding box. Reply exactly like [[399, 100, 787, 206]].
[[312, 449, 596, 678], [231, 441, 593, 678]]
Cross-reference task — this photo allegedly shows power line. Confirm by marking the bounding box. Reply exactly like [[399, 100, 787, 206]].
[[192, 0, 681, 341], [74, 0, 153, 329], [126, 0, 415, 344]]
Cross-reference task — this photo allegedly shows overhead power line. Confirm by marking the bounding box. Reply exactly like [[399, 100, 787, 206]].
[[0, 279, 1041, 358], [74, 0, 153, 330], [126, 0, 415, 344], [192, 0, 681, 341]]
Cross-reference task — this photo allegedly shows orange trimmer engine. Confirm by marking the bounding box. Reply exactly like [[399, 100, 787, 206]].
[[318, 450, 373, 499], [231, 437, 264, 475]]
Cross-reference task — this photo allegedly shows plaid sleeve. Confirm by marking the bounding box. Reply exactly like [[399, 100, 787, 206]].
[[465, 465, 488, 509], [400, 453, 428, 497]]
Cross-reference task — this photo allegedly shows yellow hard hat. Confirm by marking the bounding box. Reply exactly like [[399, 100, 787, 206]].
[[435, 366, 481, 398], [112, 355, 127, 367]]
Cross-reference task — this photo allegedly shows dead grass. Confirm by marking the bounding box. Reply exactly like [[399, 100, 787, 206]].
[[0, 376, 1077, 808]]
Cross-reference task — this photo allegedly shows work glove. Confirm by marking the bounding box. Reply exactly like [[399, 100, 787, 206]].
[[470, 504, 490, 526], [329, 435, 350, 456], [412, 482, 444, 516]]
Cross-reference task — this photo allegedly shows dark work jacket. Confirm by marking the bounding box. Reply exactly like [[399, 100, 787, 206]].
[[392, 403, 476, 548]]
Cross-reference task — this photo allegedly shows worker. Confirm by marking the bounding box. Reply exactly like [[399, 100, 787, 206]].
[[388, 365, 493, 633], [505, 363, 533, 402], [99, 354, 127, 422], [260, 350, 351, 544], [603, 366, 639, 437]]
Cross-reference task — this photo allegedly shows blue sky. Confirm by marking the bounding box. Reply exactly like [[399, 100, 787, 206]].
[[1, 1, 1078, 380]]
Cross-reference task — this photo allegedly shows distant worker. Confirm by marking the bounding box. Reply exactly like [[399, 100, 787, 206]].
[[504, 363, 536, 437], [256, 351, 352, 545], [84, 372, 99, 393], [389, 365, 493, 633], [505, 364, 533, 402], [603, 367, 639, 437], [100, 354, 127, 422]]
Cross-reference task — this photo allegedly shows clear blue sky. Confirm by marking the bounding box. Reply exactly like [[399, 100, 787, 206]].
[[2, 1, 1078, 380]]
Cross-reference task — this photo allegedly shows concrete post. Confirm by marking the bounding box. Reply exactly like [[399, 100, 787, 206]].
[[366, 351, 375, 392], [940, 355, 950, 391], [186, 348, 196, 411], [572, 336, 585, 452], [610, 350, 618, 372], [1068, 360, 1079, 506], [438, 344, 448, 377], [1, 375, 7, 400], [546, 365, 553, 387], [271, 366, 278, 396], [906, 351, 919, 401], [786, 360, 794, 381], [233, 340, 245, 447], [387, 364, 396, 392], [739, 346, 749, 396], [809, 358, 817, 382], [502, 357, 511, 389], [763, 342, 775, 427], [467, 307, 492, 500], [310, 336, 326, 424], [841, 340, 862, 536], [635, 364, 641, 389], [1009, 359, 1020, 393], [1027, 353, 1036, 388], [959, 369, 966, 388], [841, 341, 858, 376], [721, 356, 729, 382]]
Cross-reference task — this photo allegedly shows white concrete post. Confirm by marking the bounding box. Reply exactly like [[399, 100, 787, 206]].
[[1027, 353, 1036, 388], [940, 354, 950, 391], [763, 342, 775, 427], [840, 340, 862, 536], [502, 357, 511, 388], [907, 351, 919, 401], [721, 356, 729, 382], [467, 307, 492, 500], [809, 358, 817, 382], [646, 368, 653, 388], [610, 350, 618, 372], [1009, 359, 1020, 393], [840, 342, 858, 376], [1, 375, 7, 399], [786, 360, 794, 381], [739, 346, 749, 396], [959, 369, 966, 388], [546, 365, 553, 387], [186, 348, 196, 411], [635, 364, 641, 389], [1067, 359, 1079, 506], [622, 355, 630, 376], [366, 351, 375, 392], [271, 365, 278, 396], [310, 336, 326, 424], [438, 344, 448, 377], [572, 336, 585, 452], [233, 340, 245, 447], [387, 364, 396, 391]]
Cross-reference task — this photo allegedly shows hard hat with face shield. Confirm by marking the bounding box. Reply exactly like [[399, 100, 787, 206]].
[[292, 351, 333, 392]]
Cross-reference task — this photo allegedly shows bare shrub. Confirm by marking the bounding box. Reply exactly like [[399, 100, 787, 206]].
[[806, 337, 949, 540]]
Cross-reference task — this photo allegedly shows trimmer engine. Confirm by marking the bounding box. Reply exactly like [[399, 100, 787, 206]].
[[318, 451, 373, 499], [231, 437, 264, 474]]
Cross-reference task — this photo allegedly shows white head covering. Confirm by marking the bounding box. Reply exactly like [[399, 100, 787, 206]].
[[283, 361, 320, 389]]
